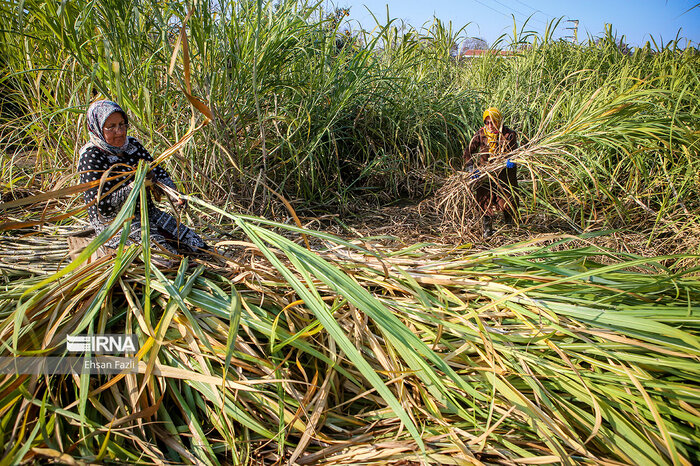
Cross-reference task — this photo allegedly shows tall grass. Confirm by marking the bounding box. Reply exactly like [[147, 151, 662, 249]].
[[0, 0, 475, 205], [458, 28, 700, 242], [1, 0, 698, 251]]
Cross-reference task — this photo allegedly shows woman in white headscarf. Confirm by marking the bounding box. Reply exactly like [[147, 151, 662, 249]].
[[78, 100, 208, 255]]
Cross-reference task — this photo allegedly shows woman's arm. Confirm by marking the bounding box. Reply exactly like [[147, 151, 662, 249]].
[[505, 128, 518, 152], [464, 129, 483, 169], [130, 138, 188, 207], [130, 138, 178, 191]]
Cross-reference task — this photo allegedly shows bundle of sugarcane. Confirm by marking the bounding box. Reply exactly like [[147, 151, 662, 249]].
[[428, 154, 517, 238]]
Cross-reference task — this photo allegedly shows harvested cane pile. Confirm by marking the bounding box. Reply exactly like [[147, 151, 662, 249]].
[[428, 169, 483, 238], [426, 156, 516, 240], [1, 189, 699, 464]]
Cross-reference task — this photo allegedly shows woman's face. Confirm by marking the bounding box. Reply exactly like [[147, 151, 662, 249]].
[[484, 116, 497, 132], [103, 112, 128, 147]]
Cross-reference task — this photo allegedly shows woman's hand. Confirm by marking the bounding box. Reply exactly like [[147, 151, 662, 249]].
[[144, 172, 164, 201], [173, 195, 187, 209], [144, 171, 156, 188]]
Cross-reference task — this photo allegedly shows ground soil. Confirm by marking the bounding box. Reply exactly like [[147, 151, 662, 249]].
[[297, 199, 699, 272]]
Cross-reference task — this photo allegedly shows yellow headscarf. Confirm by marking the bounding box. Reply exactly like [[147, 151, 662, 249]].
[[483, 107, 503, 154]]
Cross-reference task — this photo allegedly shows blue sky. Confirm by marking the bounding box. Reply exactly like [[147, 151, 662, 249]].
[[329, 1, 700, 47]]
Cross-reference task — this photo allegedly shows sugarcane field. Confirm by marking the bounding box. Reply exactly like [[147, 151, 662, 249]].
[[1, 1, 699, 464]]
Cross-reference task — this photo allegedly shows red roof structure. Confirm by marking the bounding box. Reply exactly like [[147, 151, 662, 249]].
[[459, 49, 514, 58]]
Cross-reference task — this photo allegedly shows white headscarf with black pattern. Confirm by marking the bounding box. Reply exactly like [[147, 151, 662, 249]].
[[82, 100, 136, 155]]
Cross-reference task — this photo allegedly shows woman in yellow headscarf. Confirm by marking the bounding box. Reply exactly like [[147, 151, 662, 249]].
[[464, 107, 519, 238]]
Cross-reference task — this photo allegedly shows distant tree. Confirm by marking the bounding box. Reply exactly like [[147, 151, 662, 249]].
[[460, 37, 489, 54], [594, 36, 632, 55], [324, 7, 355, 53], [326, 7, 350, 31]]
